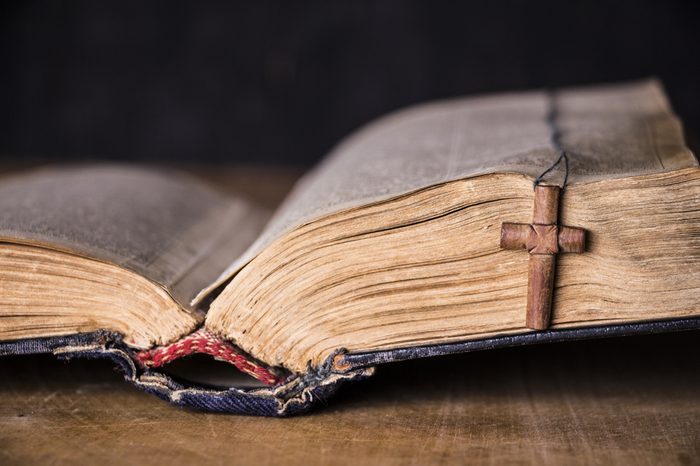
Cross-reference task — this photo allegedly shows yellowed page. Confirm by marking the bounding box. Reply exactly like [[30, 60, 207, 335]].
[[0, 165, 269, 309], [198, 79, 697, 302]]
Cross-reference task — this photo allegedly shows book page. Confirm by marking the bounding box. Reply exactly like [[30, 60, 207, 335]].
[[199, 80, 697, 299], [0, 165, 270, 308]]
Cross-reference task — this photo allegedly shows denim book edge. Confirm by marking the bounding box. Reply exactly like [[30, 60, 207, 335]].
[[2, 316, 699, 416], [0, 331, 373, 417]]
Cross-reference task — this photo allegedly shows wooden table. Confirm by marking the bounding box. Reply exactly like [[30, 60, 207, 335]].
[[1, 165, 698, 465]]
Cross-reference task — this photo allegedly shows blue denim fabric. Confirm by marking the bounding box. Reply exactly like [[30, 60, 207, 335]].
[[0, 332, 372, 416], [0, 331, 118, 356], [339, 317, 700, 368], [2, 317, 698, 415]]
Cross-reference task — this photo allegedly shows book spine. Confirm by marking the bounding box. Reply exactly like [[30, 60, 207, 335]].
[[0, 331, 373, 416], [134, 328, 285, 386]]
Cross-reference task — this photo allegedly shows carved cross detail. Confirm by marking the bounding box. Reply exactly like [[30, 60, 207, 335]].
[[500, 185, 586, 330]]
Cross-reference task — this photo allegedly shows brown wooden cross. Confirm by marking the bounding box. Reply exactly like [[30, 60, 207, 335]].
[[500, 185, 586, 330]]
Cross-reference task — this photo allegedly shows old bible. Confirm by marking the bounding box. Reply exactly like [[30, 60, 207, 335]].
[[1, 79, 698, 416]]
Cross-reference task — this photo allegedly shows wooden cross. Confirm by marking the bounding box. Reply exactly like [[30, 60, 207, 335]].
[[500, 185, 586, 330]]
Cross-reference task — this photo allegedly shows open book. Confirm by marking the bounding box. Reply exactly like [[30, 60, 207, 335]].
[[1, 79, 698, 416]]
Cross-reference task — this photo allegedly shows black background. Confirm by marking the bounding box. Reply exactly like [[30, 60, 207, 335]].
[[1, 1, 698, 165]]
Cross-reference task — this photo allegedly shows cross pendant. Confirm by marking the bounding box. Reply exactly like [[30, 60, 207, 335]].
[[500, 185, 586, 330]]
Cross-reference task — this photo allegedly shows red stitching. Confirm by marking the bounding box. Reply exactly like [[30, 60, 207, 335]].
[[134, 329, 283, 386]]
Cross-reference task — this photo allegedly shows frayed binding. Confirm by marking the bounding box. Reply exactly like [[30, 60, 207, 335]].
[[134, 328, 285, 386]]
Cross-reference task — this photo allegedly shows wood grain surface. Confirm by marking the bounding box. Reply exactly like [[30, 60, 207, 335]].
[[1, 166, 699, 465], [1, 332, 699, 466]]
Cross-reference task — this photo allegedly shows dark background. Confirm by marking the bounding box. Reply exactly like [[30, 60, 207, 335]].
[[1, 1, 698, 165]]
